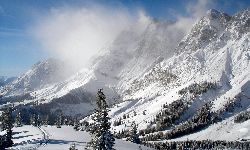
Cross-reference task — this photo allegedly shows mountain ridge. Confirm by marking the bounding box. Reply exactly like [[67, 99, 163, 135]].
[[0, 9, 249, 142]]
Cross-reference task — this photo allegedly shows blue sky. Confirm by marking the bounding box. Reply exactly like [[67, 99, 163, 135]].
[[0, 0, 249, 77]]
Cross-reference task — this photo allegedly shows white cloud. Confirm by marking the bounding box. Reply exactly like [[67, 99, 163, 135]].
[[169, 0, 212, 35], [31, 0, 212, 70], [32, 5, 150, 69], [187, 0, 212, 19]]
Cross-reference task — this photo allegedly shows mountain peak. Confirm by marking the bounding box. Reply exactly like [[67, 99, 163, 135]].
[[233, 7, 250, 19], [206, 9, 231, 21], [206, 9, 220, 17]]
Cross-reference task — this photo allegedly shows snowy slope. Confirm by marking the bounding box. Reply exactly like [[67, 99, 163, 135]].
[[170, 115, 250, 141], [3, 125, 43, 150], [0, 58, 76, 97], [0, 17, 185, 115], [94, 8, 250, 141], [0, 76, 16, 87], [9, 125, 154, 150], [0, 8, 250, 143]]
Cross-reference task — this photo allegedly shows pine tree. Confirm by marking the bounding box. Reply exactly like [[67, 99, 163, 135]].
[[73, 119, 80, 131], [123, 114, 126, 119], [69, 143, 78, 150], [43, 115, 49, 126], [89, 89, 115, 150], [56, 113, 62, 128], [15, 111, 22, 127], [128, 121, 140, 144], [37, 114, 41, 126], [1, 107, 14, 148], [30, 113, 37, 126], [0, 135, 5, 150]]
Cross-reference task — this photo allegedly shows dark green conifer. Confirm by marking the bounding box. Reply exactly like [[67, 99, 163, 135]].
[[89, 89, 115, 150]]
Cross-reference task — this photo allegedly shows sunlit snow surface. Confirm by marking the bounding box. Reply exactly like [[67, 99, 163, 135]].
[[0, 9, 249, 147], [169, 116, 250, 141], [9, 125, 154, 150]]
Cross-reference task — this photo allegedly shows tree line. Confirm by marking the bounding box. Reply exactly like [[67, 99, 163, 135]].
[[142, 139, 250, 150]]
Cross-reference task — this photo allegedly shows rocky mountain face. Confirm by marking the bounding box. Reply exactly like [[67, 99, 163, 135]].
[[118, 8, 249, 99], [92, 20, 183, 93], [104, 8, 250, 140], [0, 8, 249, 136], [0, 18, 182, 112], [177, 9, 249, 54]]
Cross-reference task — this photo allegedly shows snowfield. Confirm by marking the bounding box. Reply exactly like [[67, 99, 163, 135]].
[[9, 126, 154, 150], [170, 116, 250, 141], [9, 126, 43, 150]]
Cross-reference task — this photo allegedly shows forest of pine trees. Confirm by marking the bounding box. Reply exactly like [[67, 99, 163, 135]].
[[143, 139, 250, 150], [234, 110, 250, 123]]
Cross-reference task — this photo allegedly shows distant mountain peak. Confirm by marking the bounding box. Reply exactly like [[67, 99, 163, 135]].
[[234, 7, 250, 16], [0, 76, 16, 87], [206, 9, 220, 17], [206, 9, 231, 21], [0, 58, 76, 96]]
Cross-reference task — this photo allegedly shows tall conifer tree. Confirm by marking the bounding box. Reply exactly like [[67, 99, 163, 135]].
[[1, 107, 14, 147], [15, 111, 22, 127], [89, 89, 115, 150], [128, 121, 140, 144]]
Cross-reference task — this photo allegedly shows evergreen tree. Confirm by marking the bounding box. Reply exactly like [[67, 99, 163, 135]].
[[30, 113, 37, 126], [89, 89, 115, 150], [0, 135, 5, 150], [73, 120, 80, 131], [56, 113, 62, 128], [1, 107, 14, 148], [69, 143, 78, 150], [15, 111, 22, 127], [43, 115, 49, 126], [128, 121, 140, 144], [37, 114, 41, 126]]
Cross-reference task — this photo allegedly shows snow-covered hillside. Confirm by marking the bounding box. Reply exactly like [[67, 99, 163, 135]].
[[0, 76, 16, 88], [0, 16, 185, 115], [0, 58, 76, 97], [83, 8, 250, 143], [0, 8, 250, 145], [8, 125, 154, 150], [170, 115, 250, 141]]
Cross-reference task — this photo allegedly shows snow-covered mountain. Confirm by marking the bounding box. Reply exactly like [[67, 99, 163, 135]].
[[102, 8, 250, 141], [0, 18, 184, 113], [0, 8, 250, 142], [79, 8, 250, 143], [0, 58, 76, 96], [0, 76, 16, 87]]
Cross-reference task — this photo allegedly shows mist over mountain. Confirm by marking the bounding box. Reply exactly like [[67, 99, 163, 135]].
[[0, 7, 250, 148], [0, 76, 16, 87]]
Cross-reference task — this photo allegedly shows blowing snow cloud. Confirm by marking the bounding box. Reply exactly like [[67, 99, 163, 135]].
[[32, 0, 212, 70], [32, 5, 150, 69]]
